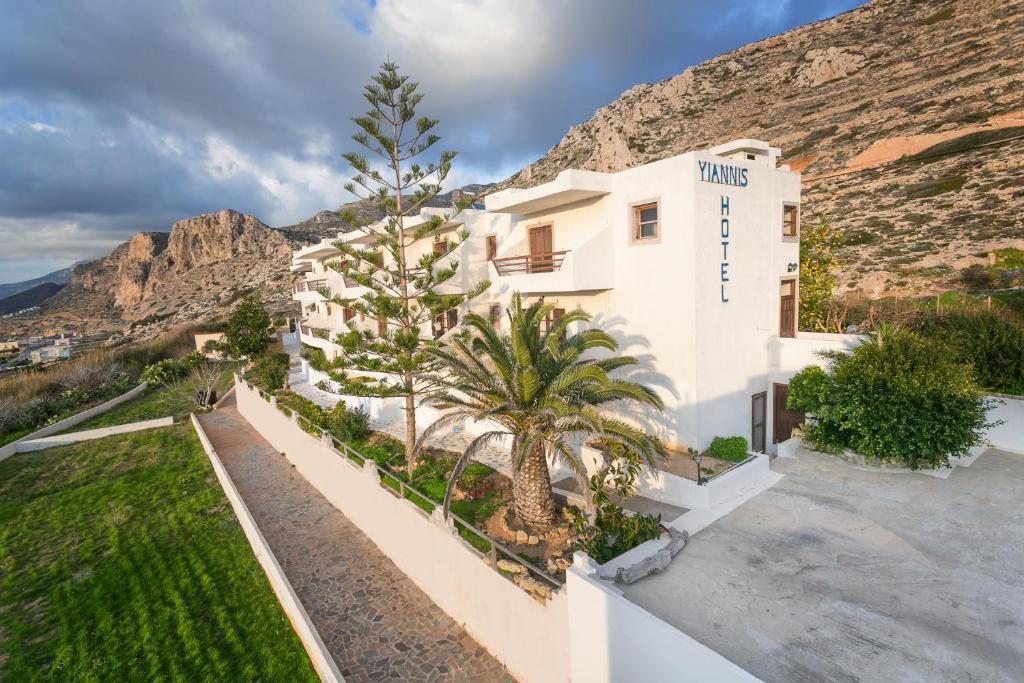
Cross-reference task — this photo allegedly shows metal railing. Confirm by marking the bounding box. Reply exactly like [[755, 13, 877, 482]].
[[240, 377, 564, 591], [705, 453, 760, 483], [294, 279, 328, 294], [492, 251, 569, 276]]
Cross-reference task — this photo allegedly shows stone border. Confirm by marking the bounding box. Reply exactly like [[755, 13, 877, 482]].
[[15, 417, 173, 452], [0, 383, 148, 463], [190, 414, 345, 683]]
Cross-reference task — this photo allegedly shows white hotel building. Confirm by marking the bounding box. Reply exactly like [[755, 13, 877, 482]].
[[290, 138, 856, 454]]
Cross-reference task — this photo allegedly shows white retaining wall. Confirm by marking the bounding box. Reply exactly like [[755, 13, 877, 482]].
[[235, 377, 571, 683], [580, 444, 771, 511], [0, 382, 148, 463], [985, 394, 1024, 455], [14, 417, 173, 452], [190, 414, 344, 683], [566, 554, 760, 683]]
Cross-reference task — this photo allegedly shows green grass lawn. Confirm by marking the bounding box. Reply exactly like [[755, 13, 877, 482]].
[[0, 424, 318, 681], [65, 364, 240, 433]]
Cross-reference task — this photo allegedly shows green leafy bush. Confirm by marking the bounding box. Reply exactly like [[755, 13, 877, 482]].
[[273, 392, 369, 443], [140, 358, 185, 386], [915, 310, 1024, 395], [571, 453, 662, 564], [788, 325, 992, 469], [704, 436, 749, 463], [247, 353, 289, 392]]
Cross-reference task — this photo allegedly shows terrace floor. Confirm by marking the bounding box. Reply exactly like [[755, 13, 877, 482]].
[[198, 397, 511, 682], [623, 447, 1024, 683]]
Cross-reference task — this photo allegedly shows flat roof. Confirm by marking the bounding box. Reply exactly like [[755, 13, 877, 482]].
[[485, 169, 613, 214], [623, 448, 1024, 682]]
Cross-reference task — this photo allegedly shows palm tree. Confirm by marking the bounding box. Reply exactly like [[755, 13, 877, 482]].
[[414, 294, 665, 530]]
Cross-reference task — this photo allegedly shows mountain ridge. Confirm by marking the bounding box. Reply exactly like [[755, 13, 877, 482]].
[[504, 0, 1024, 297]]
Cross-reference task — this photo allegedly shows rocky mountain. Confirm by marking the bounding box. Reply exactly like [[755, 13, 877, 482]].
[[294, 184, 495, 241], [13, 209, 296, 341], [508, 0, 1024, 297], [0, 282, 66, 316], [0, 266, 73, 301]]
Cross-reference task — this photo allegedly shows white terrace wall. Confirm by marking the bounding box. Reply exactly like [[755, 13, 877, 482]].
[[985, 394, 1024, 454], [566, 554, 760, 683], [234, 377, 571, 683], [0, 382, 148, 463]]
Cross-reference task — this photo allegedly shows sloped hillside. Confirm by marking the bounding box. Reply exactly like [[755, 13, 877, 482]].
[[26, 210, 295, 341], [509, 0, 1024, 296]]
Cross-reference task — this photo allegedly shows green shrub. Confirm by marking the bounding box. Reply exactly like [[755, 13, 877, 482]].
[[247, 353, 289, 392], [571, 453, 662, 564], [916, 310, 1024, 395], [140, 358, 186, 386], [787, 365, 830, 413], [322, 401, 370, 443], [791, 325, 992, 469], [705, 436, 749, 462]]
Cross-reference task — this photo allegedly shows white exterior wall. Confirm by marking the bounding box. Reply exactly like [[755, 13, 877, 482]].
[[288, 140, 871, 452], [566, 554, 760, 683]]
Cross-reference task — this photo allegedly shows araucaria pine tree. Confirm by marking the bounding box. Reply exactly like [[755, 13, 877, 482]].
[[329, 61, 488, 476]]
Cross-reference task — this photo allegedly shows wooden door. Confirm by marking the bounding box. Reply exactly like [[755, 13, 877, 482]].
[[751, 392, 767, 453], [773, 383, 804, 444], [528, 226, 553, 273], [780, 279, 796, 338]]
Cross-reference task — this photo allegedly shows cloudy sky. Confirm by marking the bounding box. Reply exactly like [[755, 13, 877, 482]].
[[0, 0, 863, 283]]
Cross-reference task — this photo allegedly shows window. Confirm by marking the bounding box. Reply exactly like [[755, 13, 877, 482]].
[[746, 153, 756, 161], [489, 304, 501, 331], [343, 307, 355, 323], [433, 239, 450, 256], [377, 316, 387, 335], [782, 205, 798, 237], [433, 308, 459, 338], [779, 280, 796, 338], [485, 235, 497, 261], [633, 202, 659, 241]]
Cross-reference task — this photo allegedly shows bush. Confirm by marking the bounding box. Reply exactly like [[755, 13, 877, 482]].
[[704, 436, 748, 462], [140, 358, 187, 386], [322, 401, 370, 443], [571, 452, 662, 564], [247, 353, 290, 392], [789, 325, 992, 469], [915, 310, 1024, 395]]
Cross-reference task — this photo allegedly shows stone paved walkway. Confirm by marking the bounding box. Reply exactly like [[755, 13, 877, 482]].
[[198, 397, 512, 682]]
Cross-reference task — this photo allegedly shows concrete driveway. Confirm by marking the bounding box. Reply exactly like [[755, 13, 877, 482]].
[[623, 448, 1024, 683]]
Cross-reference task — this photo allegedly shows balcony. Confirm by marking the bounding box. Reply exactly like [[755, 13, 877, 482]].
[[292, 278, 328, 304], [491, 251, 569, 276], [488, 227, 614, 294]]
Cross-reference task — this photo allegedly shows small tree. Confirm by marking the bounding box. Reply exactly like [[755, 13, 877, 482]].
[[418, 294, 665, 530], [327, 61, 488, 476], [788, 323, 994, 469], [799, 215, 842, 332], [224, 294, 272, 359]]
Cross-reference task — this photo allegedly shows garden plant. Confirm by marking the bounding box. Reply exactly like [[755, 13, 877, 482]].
[[418, 294, 665, 530], [787, 323, 993, 469]]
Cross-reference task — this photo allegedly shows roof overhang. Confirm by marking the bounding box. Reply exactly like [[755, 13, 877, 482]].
[[294, 241, 341, 261], [485, 170, 613, 215]]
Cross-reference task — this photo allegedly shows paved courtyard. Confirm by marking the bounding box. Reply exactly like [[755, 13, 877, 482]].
[[198, 397, 511, 682], [624, 447, 1024, 683]]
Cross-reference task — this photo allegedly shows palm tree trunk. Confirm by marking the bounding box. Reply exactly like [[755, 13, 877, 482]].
[[513, 444, 556, 530]]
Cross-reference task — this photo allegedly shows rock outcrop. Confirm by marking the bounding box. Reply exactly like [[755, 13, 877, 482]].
[[506, 0, 1024, 297], [26, 210, 295, 340]]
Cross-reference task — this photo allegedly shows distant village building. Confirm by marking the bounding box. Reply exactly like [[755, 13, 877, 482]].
[[30, 337, 72, 364], [193, 332, 226, 359]]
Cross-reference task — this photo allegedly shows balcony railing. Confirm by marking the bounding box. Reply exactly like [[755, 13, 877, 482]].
[[492, 251, 569, 276], [293, 279, 327, 294]]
